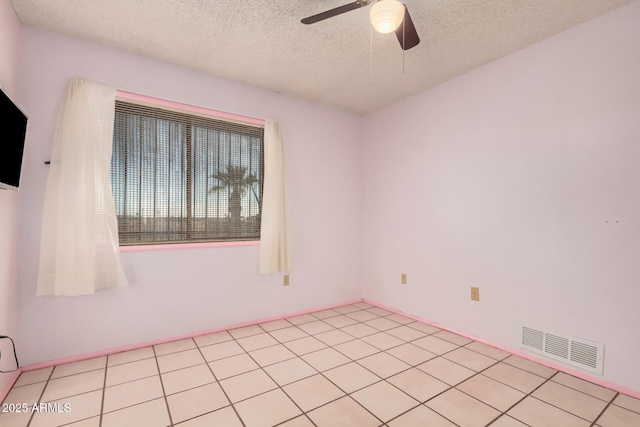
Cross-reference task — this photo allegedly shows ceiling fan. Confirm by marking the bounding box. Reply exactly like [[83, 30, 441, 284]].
[[301, 0, 420, 51]]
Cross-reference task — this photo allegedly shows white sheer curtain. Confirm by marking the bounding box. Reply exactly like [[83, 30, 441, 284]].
[[37, 78, 128, 296], [260, 119, 292, 273]]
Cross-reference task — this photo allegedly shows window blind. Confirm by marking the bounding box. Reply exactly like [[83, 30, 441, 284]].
[[111, 100, 264, 245]]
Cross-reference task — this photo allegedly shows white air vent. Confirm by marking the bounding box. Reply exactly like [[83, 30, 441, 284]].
[[520, 326, 604, 375]]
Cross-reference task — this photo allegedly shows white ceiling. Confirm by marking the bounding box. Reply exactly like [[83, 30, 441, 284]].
[[10, 0, 636, 114]]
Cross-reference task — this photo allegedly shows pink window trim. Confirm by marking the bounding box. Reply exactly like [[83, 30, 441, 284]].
[[115, 90, 265, 126], [120, 240, 260, 252]]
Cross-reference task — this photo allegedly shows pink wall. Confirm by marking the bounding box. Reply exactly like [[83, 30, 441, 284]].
[[362, 2, 640, 393], [17, 28, 363, 365], [0, 0, 21, 395]]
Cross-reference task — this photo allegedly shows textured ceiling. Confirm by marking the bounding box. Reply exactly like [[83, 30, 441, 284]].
[[10, 0, 636, 114]]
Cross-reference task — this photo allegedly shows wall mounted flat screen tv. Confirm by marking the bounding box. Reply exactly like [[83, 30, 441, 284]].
[[0, 87, 28, 191]]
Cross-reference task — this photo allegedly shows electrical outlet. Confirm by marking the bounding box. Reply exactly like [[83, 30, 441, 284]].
[[401, 273, 407, 285], [471, 287, 480, 301], [283, 274, 290, 286]]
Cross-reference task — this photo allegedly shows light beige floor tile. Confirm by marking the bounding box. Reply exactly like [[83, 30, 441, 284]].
[[614, 394, 640, 413], [314, 330, 355, 346], [297, 320, 334, 335], [412, 336, 459, 355], [426, 388, 500, 427], [162, 364, 216, 395], [219, 369, 277, 403], [308, 396, 380, 427], [108, 347, 155, 367], [234, 389, 301, 427], [533, 380, 608, 421], [259, 319, 293, 332], [106, 358, 158, 386], [406, 322, 442, 335], [551, 372, 616, 402], [352, 380, 419, 422], [598, 404, 640, 427], [334, 339, 379, 360], [269, 327, 309, 343], [42, 369, 105, 401], [283, 374, 345, 411], [228, 325, 264, 339], [489, 415, 529, 426], [443, 347, 497, 371], [175, 406, 242, 427], [0, 410, 31, 427], [385, 326, 427, 342], [276, 415, 315, 426], [103, 375, 163, 412], [236, 333, 278, 352], [387, 368, 450, 402], [310, 309, 342, 320], [353, 302, 374, 309], [464, 341, 509, 360], [333, 305, 362, 315], [502, 355, 556, 378], [51, 357, 107, 379], [508, 396, 591, 427], [154, 339, 196, 356], [199, 341, 245, 362], [362, 332, 405, 350], [324, 362, 381, 393], [457, 374, 525, 411], [65, 416, 100, 426], [264, 358, 317, 386], [193, 331, 233, 347], [366, 307, 394, 316], [302, 348, 350, 371], [358, 352, 411, 378], [30, 389, 103, 427], [284, 336, 328, 356], [386, 343, 437, 366], [3, 381, 46, 405], [388, 405, 457, 426], [364, 317, 402, 331], [286, 314, 318, 326], [102, 397, 170, 427], [323, 315, 359, 328], [483, 362, 547, 393], [208, 353, 259, 380], [156, 349, 205, 373], [417, 357, 475, 386], [433, 330, 473, 346], [166, 383, 229, 424], [385, 314, 416, 325], [249, 344, 297, 366], [14, 367, 53, 387], [341, 323, 380, 338], [345, 310, 379, 322]]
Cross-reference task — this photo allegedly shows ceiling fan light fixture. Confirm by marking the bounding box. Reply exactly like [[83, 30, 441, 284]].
[[370, 0, 405, 34]]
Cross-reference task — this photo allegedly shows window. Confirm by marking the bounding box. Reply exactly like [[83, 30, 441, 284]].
[[110, 101, 264, 245]]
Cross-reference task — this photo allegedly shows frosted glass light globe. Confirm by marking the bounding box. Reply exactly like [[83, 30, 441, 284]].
[[370, 0, 405, 34]]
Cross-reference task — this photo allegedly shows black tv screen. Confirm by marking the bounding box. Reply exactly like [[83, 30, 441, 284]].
[[0, 88, 27, 190]]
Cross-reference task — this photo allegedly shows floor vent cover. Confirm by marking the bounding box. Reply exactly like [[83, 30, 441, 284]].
[[520, 326, 604, 375]]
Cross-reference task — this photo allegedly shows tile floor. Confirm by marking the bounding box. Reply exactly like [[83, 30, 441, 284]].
[[2, 302, 639, 427]]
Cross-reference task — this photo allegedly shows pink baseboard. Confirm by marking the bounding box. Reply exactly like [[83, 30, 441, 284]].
[[0, 369, 22, 404], [363, 299, 640, 400], [21, 299, 362, 373]]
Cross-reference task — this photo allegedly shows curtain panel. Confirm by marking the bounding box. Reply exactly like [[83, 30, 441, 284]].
[[259, 119, 292, 273], [37, 78, 128, 296]]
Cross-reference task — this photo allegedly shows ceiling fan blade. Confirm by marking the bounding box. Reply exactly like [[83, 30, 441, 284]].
[[395, 6, 420, 50], [301, 1, 363, 25]]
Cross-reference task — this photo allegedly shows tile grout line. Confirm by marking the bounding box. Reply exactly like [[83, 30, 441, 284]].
[[98, 356, 108, 427], [152, 344, 175, 427], [590, 392, 618, 427]]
